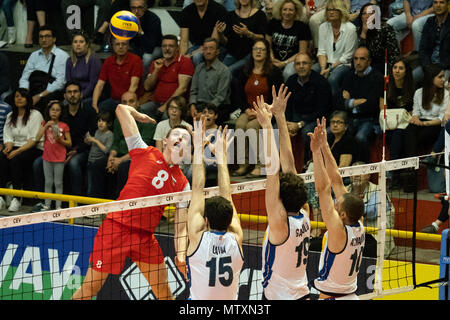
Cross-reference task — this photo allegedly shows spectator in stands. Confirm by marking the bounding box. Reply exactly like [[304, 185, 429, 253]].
[[35, 100, 72, 211], [182, 0, 235, 11], [327, 110, 358, 167], [65, 30, 102, 103], [92, 91, 155, 199], [0, 52, 10, 98], [356, 3, 400, 75], [403, 64, 449, 158], [24, 0, 48, 47], [92, 36, 144, 114], [19, 25, 69, 113], [430, 82, 450, 160], [231, 38, 283, 178], [189, 37, 232, 125], [141, 34, 195, 121], [387, 0, 434, 52], [309, 0, 377, 50], [213, 0, 268, 75], [154, 96, 192, 152], [339, 46, 384, 163], [85, 111, 114, 199], [2, 0, 18, 44], [179, 0, 227, 66], [0, 100, 12, 149], [417, 0, 450, 84], [266, 0, 312, 82], [128, 0, 163, 73], [153, 95, 193, 183], [312, 0, 358, 101], [200, 103, 220, 187], [385, 57, 415, 187], [285, 52, 333, 167], [64, 81, 98, 196], [0, 88, 43, 212]]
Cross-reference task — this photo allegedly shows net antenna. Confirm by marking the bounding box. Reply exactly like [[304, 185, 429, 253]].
[[381, 48, 388, 162]]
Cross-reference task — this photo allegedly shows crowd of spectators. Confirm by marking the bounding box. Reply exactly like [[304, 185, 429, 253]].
[[0, 0, 449, 213]]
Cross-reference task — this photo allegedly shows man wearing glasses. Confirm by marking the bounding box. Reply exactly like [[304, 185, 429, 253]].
[[19, 25, 69, 113], [92, 36, 144, 114], [284, 52, 333, 169], [141, 34, 195, 122]]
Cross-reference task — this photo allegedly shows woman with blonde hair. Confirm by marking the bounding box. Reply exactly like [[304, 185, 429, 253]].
[[65, 30, 102, 101], [312, 0, 358, 102], [266, 0, 313, 81], [309, 0, 375, 49]]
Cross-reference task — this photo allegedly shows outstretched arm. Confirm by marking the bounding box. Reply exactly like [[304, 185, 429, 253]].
[[309, 122, 347, 252], [254, 98, 288, 245], [115, 104, 156, 139], [316, 117, 347, 200], [254, 84, 295, 174], [215, 126, 243, 246], [186, 116, 210, 258]]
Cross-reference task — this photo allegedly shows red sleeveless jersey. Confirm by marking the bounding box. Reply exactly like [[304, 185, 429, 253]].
[[107, 146, 188, 232]]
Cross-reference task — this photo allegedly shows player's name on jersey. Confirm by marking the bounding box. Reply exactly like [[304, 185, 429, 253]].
[[351, 234, 365, 247], [212, 245, 226, 255], [296, 222, 310, 238]]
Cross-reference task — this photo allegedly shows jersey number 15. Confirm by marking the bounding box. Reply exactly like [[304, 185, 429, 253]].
[[206, 256, 233, 287]]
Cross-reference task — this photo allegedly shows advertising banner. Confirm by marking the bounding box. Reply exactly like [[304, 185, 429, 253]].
[[0, 223, 376, 300]]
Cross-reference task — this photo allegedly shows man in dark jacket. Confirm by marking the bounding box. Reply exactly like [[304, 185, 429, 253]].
[[339, 46, 384, 163], [285, 53, 332, 166], [418, 0, 450, 81], [129, 0, 163, 73]]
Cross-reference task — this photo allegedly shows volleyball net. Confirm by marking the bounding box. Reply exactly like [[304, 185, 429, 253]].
[[0, 156, 432, 300]]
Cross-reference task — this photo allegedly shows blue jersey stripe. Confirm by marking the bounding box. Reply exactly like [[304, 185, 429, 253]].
[[318, 247, 336, 281], [262, 242, 276, 288]]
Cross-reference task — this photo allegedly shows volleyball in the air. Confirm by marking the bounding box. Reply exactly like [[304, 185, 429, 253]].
[[109, 10, 140, 41]]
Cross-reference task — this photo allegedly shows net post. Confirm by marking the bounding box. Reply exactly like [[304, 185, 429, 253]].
[[374, 159, 387, 296]]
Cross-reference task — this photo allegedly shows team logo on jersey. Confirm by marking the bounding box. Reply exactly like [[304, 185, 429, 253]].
[[156, 160, 163, 164]]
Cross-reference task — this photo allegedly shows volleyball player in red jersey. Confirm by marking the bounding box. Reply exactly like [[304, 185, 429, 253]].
[[72, 103, 191, 300]]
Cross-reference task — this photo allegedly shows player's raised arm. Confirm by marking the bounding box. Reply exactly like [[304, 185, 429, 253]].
[[309, 123, 346, 252], [215, 125, 243, 246], [115, 103, 156, 139], [254, 99, 289, 244], [266, 84, 295, 174], [187, 116, 208, 251], [315, 117, 347, 200]]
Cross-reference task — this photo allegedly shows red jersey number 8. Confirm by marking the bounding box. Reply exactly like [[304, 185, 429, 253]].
[[152, 170, 169, 189]]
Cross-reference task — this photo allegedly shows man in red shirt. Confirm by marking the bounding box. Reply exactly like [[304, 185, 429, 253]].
[[72, 103, 192, 300], [92, 37, 144, 114], [141, 34, 194, 121]]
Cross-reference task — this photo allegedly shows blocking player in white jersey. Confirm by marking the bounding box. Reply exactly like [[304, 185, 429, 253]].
[[309, 117, 365, 300], [186, 115, 244, 300], [253, 84, 311, 300]]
